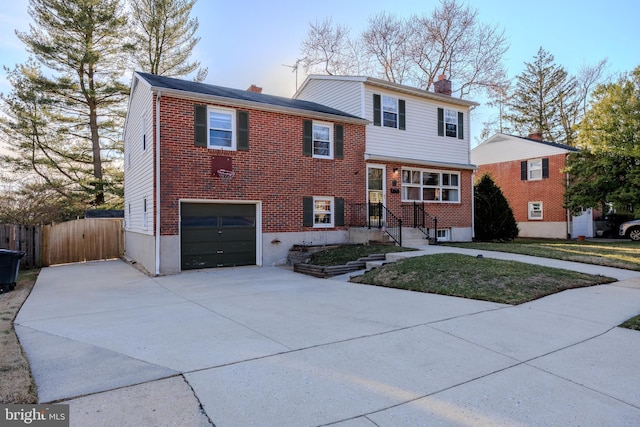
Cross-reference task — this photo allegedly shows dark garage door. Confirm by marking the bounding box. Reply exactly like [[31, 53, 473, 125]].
[[181, 203, 256, 270]]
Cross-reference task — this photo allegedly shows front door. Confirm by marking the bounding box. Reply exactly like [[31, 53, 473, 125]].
[[367, 165, 385, 225]]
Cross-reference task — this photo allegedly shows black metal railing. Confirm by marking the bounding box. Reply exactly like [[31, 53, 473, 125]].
[[401, 202, 438, 243], [349, 202, 402, 246]]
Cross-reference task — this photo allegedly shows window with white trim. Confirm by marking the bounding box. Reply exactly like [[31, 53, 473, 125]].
[[208, 107, 235, 149], [528, 201, 543, 220], [312, 121, 333, 158], [436, 228, 450, 241], [528, 159, 543, 180], [402, 169, 460, 202], [445, 109, 458, 137], [313, 196, 334, 227], [382, 95, 399, 128]]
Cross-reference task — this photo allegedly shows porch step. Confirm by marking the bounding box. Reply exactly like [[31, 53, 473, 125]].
[[401, 228, 431, 248]]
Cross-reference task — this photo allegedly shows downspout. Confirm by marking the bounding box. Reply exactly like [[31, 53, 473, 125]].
[[566, 169, 572, 239], [155, 91, 162, 275], [471, 171, 476, 240]]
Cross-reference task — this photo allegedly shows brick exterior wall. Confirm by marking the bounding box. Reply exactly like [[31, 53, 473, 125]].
[[477, 153, 569, 223], [154, 95, 366, 236], [369, 161, 473, 228]]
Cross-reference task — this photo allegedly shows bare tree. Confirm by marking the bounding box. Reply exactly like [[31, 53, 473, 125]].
[[575, 59, 608, 115], [298, 0, 509, 100], [300, 18, 359, 76], [361, 12, 411, 84], [406, 0, 508, 97]]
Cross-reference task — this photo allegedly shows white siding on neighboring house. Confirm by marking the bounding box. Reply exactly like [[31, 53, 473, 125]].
[[363, 85, 471, 165], [472, 134, 571, 165], [294, 78, 364, 118], [123, 76, 155, 235]]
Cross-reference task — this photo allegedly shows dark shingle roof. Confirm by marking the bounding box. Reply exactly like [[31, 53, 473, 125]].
[[136, 72, 363, 120], [510, 134, 579, 152]]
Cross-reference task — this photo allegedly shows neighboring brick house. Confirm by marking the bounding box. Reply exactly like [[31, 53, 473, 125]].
[[123, 72, 367, 274], [471, 132, 585, 239], [294, 75, 479, 243]]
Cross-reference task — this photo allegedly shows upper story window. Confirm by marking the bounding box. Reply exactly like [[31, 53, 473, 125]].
[[382, 96, 398, 128], [312, 121, 333, 158], [373, 94, 406, 130], [437, 108, 464, 140], [521, 158, 549, 181], [142, 115, 147, 151], [194, 105, 249, 151], [303, 120, 343, 159], [402, 168, 460, 203], [209, 108, 235, 149]]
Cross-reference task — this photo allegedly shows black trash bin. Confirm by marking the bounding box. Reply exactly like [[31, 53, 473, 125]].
[[0, 249, 26, 293]]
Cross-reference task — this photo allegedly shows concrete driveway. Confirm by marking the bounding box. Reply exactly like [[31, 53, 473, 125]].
[[14, 251, 640, 426]]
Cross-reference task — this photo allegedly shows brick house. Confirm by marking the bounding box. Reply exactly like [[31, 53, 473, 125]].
[[123, 72, 367, 274], [294, 75, 479, 243], [471, 132, 587, 239]]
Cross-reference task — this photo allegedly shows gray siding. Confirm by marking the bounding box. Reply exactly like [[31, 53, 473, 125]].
[[295, 79, 364, 118]]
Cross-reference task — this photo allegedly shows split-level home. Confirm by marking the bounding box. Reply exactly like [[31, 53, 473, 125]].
[[471, 132, 591, 239], [294, 75, 479, 243], [123, 72, 367, 275]]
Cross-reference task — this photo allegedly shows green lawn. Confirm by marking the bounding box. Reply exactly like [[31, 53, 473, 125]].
[[350, 253, 615, 305], [443, 239, 640, 270]]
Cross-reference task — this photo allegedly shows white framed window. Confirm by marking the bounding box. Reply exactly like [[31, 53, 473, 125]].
[[312, 121, 333, 158], [143, 198, 148, 229], [445, 109, 458, 137], [528, 159, 543, 180], [528, 201, 543, 220], [313, 196, 334, 228], [208, 107, 236, 150], [402, 168, 460, 203], [382, 95, 398, 128], [436, 228, 450, 241]]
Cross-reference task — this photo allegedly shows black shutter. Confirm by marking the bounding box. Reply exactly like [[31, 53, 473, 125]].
[[373, 94, 381, 126], [334, 124, 343, 159], [399, 99, 406, 130], [335, 197, 344, 226], [542, 158, 549, 178], [237, 111, 249, 151], [437, 108, 444, 136], [194, 105, 207, 147], [303, 120, 313, 156], [457, 112, 464, 140], [303, 197, 313, 226], [521, 161, 528, 180]]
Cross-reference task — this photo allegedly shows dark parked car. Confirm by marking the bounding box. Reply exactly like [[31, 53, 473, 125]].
[[595, 213, 635, 238], [619, 219, 640, 241]]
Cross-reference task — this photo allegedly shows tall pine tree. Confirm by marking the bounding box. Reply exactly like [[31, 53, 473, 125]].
[[505, 47, 578, 144], [6, 0, 131, 207], [130, 0, 207, 81]]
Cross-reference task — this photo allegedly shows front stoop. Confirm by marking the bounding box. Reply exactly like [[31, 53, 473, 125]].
[[401, 227, 432, 248]]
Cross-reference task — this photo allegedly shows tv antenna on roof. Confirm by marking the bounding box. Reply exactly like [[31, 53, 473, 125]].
[[282, 59, 302, 91]]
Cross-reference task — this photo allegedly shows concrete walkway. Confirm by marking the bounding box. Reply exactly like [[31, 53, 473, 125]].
[[14, 247, 640, 426]]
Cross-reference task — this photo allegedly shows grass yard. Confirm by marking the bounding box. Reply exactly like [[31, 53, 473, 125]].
[[309, 244, 416, 266], [620, 315, 640, 331], [350, 253, 615, 305], [0, 269, 39, 404], [443, 239, 640, 270]]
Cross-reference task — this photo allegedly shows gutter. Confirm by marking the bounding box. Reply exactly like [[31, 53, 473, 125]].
[[364, 153, 477, 171], [155, 91, 162, 276]]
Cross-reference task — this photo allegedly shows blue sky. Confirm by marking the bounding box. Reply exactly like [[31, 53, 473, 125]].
[[1, 0, 638, 145]]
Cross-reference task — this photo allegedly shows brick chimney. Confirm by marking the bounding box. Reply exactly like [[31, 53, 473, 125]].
[[527, 132, 543, 141], [247, 84, 262, 93], [433, 74, 452, 96]]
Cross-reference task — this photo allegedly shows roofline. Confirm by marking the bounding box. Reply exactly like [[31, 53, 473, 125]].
[[478, 132, 579, 152], [365, 153, 477, 171], [296, 74, 480, 108], [134, 72, 369, 125]]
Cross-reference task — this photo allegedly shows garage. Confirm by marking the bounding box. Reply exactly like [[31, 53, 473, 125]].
[[181, 203, 257, 270]]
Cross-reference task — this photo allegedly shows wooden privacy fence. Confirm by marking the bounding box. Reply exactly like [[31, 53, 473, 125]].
[[0, 224, 42, 269], [1, 219, 124, 268], [42, 219, 124, 266]]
